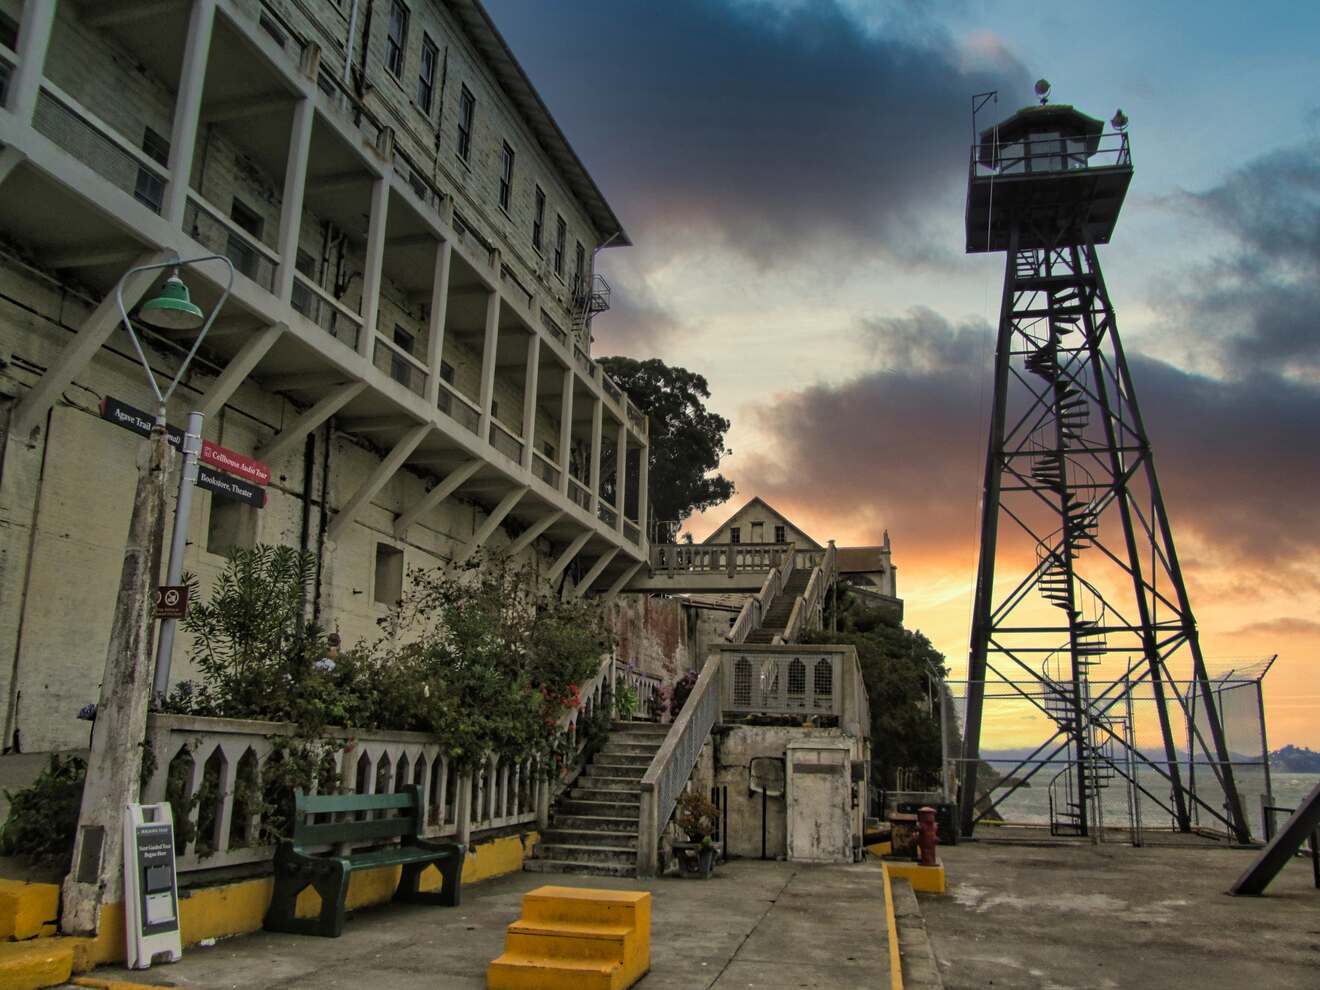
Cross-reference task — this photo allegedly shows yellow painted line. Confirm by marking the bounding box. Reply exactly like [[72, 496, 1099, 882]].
[[74, 977, 182, 990], [882, 863, 903, 990]]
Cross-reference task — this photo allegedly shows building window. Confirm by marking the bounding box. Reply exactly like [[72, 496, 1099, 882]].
[[457, 86, 475, 162], [385, 1, 409, 78], [573, 240, 586, 294], [751, 522, 764, 543], [729, 527, 741, 545], [226, 198, 264, 280], [291, 248, 316, 314], [417, 34, 437, 112], [390, 325, 416, 386], [373, 543, 404, 606], [133, 127, 169, 213], [553, 215, 566, 278], [207, 499, 257, 556], [532, 186, 545, 251], [774, 525, 786, 544], [498, 142, 514, 212]]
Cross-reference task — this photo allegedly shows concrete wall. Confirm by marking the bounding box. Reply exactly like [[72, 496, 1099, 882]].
[[610, 594, 688, 692]]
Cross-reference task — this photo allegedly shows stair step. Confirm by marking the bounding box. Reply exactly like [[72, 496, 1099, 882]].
[[582, 764, 645, 780], [536, 843, 636, 864], [601, 742, 663, 756], [592, 753, 653, 769], [558, 799, 641, 818], [524, 858, 637, 878], [552, 815, 640, 833], [570, 776, 640, 792], [609, 721, 668, 735], [543, 829, 638, 849], [571, 787, 642, 804]]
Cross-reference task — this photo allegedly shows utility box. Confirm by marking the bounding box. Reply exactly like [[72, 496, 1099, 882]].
[[785, 739, 854, 863]]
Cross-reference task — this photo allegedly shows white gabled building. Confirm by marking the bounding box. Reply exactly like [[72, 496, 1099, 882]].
[[0, 0, 650, 752]]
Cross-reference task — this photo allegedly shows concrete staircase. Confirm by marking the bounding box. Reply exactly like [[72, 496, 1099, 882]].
[[527, 721, 668, 878], [744, 570, 811, 644]]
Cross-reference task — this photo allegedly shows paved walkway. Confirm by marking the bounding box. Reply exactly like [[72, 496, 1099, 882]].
[[74, 860, 891, 989], [922, 838, 1320, 989]]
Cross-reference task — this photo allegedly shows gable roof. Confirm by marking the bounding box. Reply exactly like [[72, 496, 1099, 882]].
[[700, 496, 823, 550], [448, 1, 630, 247]]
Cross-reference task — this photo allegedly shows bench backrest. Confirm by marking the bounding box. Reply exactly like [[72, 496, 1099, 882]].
[[289, 784, 424, 850]]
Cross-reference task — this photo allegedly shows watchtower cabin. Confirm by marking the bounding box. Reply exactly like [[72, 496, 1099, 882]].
[[965, 101, 1132, 254]]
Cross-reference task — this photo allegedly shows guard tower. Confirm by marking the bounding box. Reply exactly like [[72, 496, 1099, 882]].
[[957, 85, 1250, 841]]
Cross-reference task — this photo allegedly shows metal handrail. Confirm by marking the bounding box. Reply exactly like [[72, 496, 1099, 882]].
[[970, 131, 1132, 178]]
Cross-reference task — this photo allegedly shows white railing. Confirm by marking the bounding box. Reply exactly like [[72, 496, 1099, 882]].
[[437, 380, 482, 434], [184, 192, 280, 293], [291, 272, 363, 351], [651, 542, 792, 578], [142, 714, 541, 876], [532, 449, 561, 488], [373, 332, 429, 397], [616, 665, 664, 721], [727, 545, 795, 644], [776, 541, 836, 644], [568, 478, 592, 512], [636, 657, 722, 875], [488, 420, 524, 463]]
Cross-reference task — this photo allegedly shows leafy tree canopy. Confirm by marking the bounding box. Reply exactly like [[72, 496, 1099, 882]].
[[598, 356, 735, 527]]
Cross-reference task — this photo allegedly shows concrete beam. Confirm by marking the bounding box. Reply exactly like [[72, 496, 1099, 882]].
[[85, 1, 186, 29], [6, 0, 56, 123], [11, 250, 170, 441], [455, 486, 527, 564], [393, 458, 481, 538], [546, 531, 592, 582], [164, 0, 216, 224], [507, 510, 562, 556], [337, 415, 421, 434], [357, 177, 390, 357], [573, 549, 619, 599], [259, 382, 365, 465], [275, 96, 315, 302], [264, 370, 353, 392], [196, 323, 285, 418], [327, 423, 431, 541], [477, 291, 500, 438], [305, 171, 370, 195], [557, 366, 573, 496], [588, 396, 603, 511], [202, 94, 296, 124], [0, 147, 24, 188], [602, 562, 645, 603], [521, 334, 541, 471], [41, 244, 141, 270], [424, 242, 452, 406]]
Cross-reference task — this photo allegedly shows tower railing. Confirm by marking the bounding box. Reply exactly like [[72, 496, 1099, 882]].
[[969, 132, 1132, 179]]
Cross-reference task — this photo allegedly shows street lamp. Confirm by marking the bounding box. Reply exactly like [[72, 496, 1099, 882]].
[[115, 254, 234, 698]]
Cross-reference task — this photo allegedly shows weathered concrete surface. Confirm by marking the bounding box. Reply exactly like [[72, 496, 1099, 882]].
[[68, 860, 890, 989], [922, 840, 1320, 989]]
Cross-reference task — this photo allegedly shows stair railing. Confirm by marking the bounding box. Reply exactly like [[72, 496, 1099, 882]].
[[727, 543, 795, 644], [636, 654, 723, 875], [775, 540, 836, 644]]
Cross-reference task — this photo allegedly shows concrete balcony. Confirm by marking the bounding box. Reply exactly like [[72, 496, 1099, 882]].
[[0, 0, 649, 593]]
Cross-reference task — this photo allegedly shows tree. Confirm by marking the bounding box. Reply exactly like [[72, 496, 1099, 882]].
[[597, 356, 735, 529]]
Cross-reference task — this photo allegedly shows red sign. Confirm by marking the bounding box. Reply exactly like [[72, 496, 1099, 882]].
[[200, 440, 270, 487]]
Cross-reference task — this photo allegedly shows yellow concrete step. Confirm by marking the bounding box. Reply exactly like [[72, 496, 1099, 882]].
[[505, 919, 632, 962], [0, 881, 59, 941], [0, 938, 74, 989], [520, 886, 650, 929], [486, 952, 620, 990]]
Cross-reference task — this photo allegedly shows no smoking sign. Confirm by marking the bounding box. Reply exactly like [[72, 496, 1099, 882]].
[[154, 586, 188, 620]]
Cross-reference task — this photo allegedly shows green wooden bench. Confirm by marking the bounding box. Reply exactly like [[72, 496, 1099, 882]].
[[264, 784, 465, 937]]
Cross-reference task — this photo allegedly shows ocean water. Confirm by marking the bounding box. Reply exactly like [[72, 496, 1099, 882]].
[[988, 765, 1319, 839]]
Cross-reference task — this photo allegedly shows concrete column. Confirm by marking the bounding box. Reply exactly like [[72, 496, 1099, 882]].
[[477, 290, 500, 439], [557, 367, 574, 496], [520, 334, 541, 471], [638, 437, 650, 543], [615, 420, 627, 533], [424, 240, 452, 406], [6, 0, 57, 123], [275, 96, 315, 302], [588, 396, 603, 512], [358, 176, 390, 357], [164, 0, 217, 225]]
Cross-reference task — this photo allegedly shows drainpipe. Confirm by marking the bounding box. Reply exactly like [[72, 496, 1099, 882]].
[[343, 0, 360, 83]]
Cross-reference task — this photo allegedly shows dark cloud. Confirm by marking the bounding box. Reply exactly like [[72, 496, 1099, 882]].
[[484, 0, 1027, 264], [738, 310, 1320, 571], [1173, 139, 1320, 375]]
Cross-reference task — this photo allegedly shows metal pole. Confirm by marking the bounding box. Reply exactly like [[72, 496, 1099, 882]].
[[152, 411, 203, 698], [939, 679, 951, 803]]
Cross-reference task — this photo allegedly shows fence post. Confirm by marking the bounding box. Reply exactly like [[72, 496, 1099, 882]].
[[457, 770, 473, 848]]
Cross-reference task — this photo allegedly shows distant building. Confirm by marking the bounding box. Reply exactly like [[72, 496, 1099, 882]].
[[700, 496, 902, 617]]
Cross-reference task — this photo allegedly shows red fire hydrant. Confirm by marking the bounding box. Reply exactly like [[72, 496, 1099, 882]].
[[916, 806, 939, 867]]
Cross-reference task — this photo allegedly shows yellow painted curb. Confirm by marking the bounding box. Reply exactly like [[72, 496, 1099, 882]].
[[0, 881, 59, 941], [884, 860, 946, 895], [0, 938, 74, 990], [881, 864, 902, 990], [73, 978, 173, 990]]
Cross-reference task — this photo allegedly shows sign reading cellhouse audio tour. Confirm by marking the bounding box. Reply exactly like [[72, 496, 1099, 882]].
[[100, 397, 269, 508]]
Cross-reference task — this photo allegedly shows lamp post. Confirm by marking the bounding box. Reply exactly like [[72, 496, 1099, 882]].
[[62, 255, 232, 936], [115, 256, 234, 698]]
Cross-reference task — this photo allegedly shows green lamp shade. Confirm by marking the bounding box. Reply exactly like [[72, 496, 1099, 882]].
[[139, 272, 205, 330]]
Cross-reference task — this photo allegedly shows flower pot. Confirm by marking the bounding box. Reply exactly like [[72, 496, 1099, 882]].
[[673, 840, 717, 879]]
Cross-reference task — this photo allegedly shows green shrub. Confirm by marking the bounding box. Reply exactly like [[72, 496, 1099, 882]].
[[0, 754, 86, 868]]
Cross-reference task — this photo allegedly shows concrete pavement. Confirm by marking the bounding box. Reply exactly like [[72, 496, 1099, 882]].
[[70, 859, 892, 989]]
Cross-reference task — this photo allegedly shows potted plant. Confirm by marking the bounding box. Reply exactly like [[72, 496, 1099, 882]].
[[672, 790, 720, 878]]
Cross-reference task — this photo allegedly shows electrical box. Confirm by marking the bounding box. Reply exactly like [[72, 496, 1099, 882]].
[[123, 802, 182, 969], [785, 739, 853, 864]]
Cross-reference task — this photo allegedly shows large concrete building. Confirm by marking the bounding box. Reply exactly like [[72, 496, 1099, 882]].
[[0, 0, 652, 752]]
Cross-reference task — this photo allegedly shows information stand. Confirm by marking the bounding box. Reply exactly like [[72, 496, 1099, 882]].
[[123, 802, 182, 969]]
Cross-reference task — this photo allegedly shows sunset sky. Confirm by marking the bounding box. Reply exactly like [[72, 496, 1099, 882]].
[[485, 0, 1320, 748]]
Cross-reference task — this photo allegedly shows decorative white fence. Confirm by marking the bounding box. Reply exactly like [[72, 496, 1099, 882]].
[[616, 664, 664, 720]]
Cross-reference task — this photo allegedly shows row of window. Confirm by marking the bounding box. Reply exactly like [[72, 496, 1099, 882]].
[[382, 1, 587, 285], [728, 525, 787, 545]]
